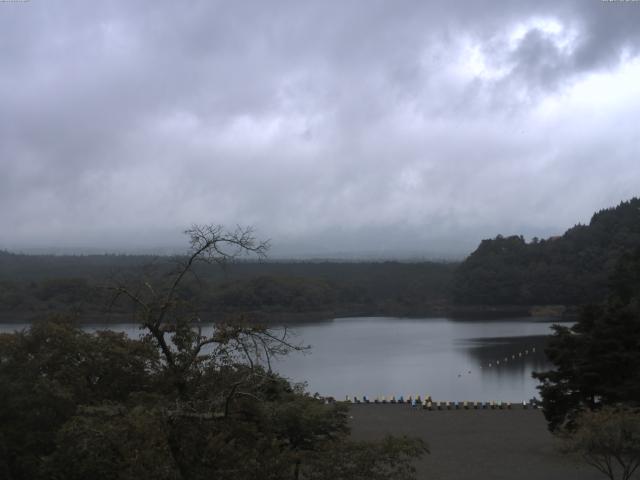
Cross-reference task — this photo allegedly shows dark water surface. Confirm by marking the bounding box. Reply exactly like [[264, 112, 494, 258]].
[[0, 316, 571, 402], [272, 317, 569, 402]]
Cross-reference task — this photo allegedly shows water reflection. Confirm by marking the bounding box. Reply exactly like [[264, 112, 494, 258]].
[[463, 335, 551, 372]]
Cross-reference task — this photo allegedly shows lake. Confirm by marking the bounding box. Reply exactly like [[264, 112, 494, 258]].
[[0, 316, 570, 402]]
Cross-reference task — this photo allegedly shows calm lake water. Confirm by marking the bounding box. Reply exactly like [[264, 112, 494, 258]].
[[0, 316, 570, 402]]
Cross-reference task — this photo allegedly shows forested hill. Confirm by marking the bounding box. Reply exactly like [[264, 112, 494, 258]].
[[453, 198, 640, 306]]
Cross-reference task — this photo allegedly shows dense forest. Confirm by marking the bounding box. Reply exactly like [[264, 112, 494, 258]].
[[0, 253, 455, 322], [453, 198, 640, 306]]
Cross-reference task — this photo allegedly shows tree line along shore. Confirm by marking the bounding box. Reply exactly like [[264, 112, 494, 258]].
[[2, 198, 639, 323]]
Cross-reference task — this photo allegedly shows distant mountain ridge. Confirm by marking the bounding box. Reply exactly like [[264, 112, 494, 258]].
[[453, 197, 640, 306]]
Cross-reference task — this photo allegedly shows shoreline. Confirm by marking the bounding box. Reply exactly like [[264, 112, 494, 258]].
[[0, 304, 578, 325]]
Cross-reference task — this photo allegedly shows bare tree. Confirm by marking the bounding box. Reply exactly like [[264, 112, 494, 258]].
[[109, 224, 305, 398]]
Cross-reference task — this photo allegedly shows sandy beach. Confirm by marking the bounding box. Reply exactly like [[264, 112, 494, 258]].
[[349, 404, 606, 480]]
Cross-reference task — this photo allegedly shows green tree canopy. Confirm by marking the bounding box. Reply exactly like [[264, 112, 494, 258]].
[[454, 198, 640, 306], [533, 248, 640, 432]]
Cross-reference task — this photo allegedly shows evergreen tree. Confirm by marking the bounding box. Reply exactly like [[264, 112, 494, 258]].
[[533, 248, 640, 431]]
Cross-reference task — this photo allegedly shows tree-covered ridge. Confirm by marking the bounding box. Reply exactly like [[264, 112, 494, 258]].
[[453, 197, 640, 306]]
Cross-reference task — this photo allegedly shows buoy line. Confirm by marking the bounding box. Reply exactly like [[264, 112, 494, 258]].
[[483, 346, 537, 369]]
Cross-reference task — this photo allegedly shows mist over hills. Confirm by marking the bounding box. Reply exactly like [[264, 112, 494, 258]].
[[1, 197, 638, 321]]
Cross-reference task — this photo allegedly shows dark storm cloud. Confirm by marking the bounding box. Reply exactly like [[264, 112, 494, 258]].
[[1, 0, 639, 256]]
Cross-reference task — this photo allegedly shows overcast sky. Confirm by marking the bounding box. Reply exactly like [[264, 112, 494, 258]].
[[1, 0, 639, 258]]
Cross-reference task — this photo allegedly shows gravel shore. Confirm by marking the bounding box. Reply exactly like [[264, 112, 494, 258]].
[[349, 404, 605, 480]]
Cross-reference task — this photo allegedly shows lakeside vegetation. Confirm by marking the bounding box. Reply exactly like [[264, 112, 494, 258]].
[[0, 254, 456, 323], [2, 198, 639, 323]]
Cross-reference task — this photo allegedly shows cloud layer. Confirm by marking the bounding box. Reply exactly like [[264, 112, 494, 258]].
[[1, 0, 639, 257]]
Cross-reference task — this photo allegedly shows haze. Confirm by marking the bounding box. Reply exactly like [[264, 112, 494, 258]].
[[2, 0, 639, 258]]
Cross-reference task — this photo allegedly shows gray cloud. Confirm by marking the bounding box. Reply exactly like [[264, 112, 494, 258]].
[[1, 0, 639, 257]]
